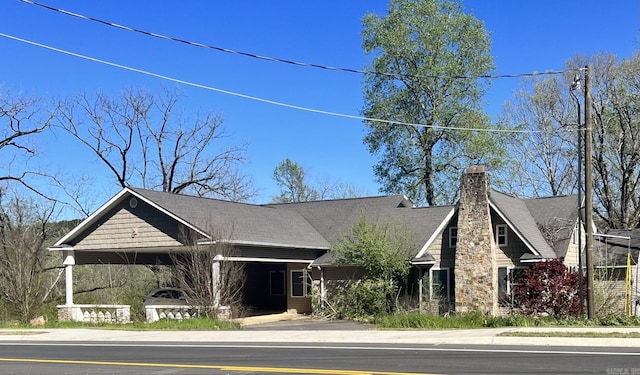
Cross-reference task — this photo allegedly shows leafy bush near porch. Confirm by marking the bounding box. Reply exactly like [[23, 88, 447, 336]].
[[325, 279, 393, 320], [327, 215, 413, 320]]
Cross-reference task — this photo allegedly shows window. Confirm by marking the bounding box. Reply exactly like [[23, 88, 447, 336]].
[[448, 227, 458, 248], [498, 267, 526, 305], [269, 270, 285, 296], [430, 268, 450, 300], [495, 224, 508, 246], [291, 270, 312, 298]]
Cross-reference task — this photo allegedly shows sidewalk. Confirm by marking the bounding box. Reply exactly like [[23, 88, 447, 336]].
[[1, 325, 640, 347]]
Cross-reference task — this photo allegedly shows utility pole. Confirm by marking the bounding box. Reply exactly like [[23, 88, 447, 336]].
[[569, 76, 584, 317], [584, 65, 596, 319]]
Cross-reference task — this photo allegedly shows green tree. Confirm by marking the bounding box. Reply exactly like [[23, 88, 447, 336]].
[[362, 0, 505, 205], [329, 215, 413, 318], [334, 215, 412, 282], [271, 158, 367, 203], [271, 158, 319, 203]]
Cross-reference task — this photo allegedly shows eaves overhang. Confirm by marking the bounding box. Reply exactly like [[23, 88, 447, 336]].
[[488, 200, 542, 258], [48, 187, 211, 250]]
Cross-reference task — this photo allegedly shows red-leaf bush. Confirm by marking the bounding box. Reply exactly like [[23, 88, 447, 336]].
[[511, 258, 584, 318]]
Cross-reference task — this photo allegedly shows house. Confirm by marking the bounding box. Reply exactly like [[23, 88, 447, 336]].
[[49, 167, 582, 322], [593, 229, 640, 315]]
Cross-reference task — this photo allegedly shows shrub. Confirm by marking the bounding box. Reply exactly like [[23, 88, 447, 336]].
[[511, 258, 584, 318], [334, 280, 394, 320], [327, 215, 413, 319]]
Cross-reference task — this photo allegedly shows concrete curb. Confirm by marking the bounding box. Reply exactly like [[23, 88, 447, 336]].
[[1, 327, 639, 347]]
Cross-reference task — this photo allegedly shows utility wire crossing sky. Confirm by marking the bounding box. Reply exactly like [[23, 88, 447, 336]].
[[1, 0, 638, 208]]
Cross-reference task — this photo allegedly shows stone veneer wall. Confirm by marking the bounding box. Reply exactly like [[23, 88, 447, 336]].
[[454, 167, 499, 315]]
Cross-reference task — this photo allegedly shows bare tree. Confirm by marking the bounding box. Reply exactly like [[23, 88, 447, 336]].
[[170, 225, 245, 319], [0, 191, 64, 322], [504, 52, 640, 229], [55, 87, 255, 201], [0, 88, 54, 198], [500, 75, 578, 197], [584, 53, 640, 229]]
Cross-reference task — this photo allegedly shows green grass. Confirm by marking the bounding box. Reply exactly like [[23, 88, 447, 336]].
[[372, 312, 640, 329], [0, 317, 240, 330], [373, 312, 536, 329]]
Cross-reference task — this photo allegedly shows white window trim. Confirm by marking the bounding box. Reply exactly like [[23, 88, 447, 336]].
[[290, 269, 310, 298], [495, 224, 508, 247], [429, 267, 450, 301], [448, 227, 457, 248], [500, 266, 527, 297]]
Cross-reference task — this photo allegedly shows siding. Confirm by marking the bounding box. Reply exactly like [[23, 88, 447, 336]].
[[430, 222, 526, 269], [72, 199, 183, 251], [427, 232, 445, 266], [492, 213, 527, 267], [321, 266, 365, 281], [597, 279, 627, 314], [439, 229, 456, 269], [75, 251, 174, 265], [563, 226, 583, 268], [235, 245, 325, 261]]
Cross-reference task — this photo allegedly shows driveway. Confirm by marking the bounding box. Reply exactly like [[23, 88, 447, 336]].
[[240, 314, 373, 331]]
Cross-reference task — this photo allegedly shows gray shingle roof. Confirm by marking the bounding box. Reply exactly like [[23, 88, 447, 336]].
[[266, 195, 412, 244], [130, 188, 330, 249], [594, 229, 640, 266], [489, 190, 579, 259], [55, 184, 578, 266], [268, 196, 453, 259], [524, 194, 579, 258]]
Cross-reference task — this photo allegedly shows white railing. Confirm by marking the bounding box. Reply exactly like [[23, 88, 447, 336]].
[[57, 304, 131, 324], [144, 305, 231, 323]]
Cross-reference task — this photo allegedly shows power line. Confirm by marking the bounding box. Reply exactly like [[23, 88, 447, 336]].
[[0, 32, 577, 134], [20, 0, 575, 81]]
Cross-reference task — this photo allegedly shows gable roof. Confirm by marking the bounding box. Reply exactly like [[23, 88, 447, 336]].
[[266, 195, 413, 244], [268, 195, 451, 265], [270, 198, 454, 266], [489, 190, 579, 260], [52, 187, 331, 250], [524, 193, 580, 258], [51, 183, 580, 265]]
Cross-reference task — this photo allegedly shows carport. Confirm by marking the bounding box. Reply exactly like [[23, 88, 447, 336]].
[[48, 187, 329, 322]]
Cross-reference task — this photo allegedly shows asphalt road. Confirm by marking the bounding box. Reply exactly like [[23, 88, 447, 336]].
[[0, 341, 639, 374]]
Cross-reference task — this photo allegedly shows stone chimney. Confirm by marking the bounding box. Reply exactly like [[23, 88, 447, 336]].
[[454, 166, 498, 315]]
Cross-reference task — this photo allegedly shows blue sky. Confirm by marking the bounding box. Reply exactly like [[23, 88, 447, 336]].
[[1, 0, 638, 215]]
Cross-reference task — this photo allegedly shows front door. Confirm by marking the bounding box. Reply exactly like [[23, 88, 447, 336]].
[[243, 262, 287, 312]]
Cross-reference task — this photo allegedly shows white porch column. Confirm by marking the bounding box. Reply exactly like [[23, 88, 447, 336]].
[[212, 254, 223, 307], [319, 266, 325, 309], [63, 250, 75, 305]]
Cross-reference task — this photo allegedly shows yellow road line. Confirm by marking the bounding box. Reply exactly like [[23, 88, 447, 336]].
[[0, 358, 441, 375]]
